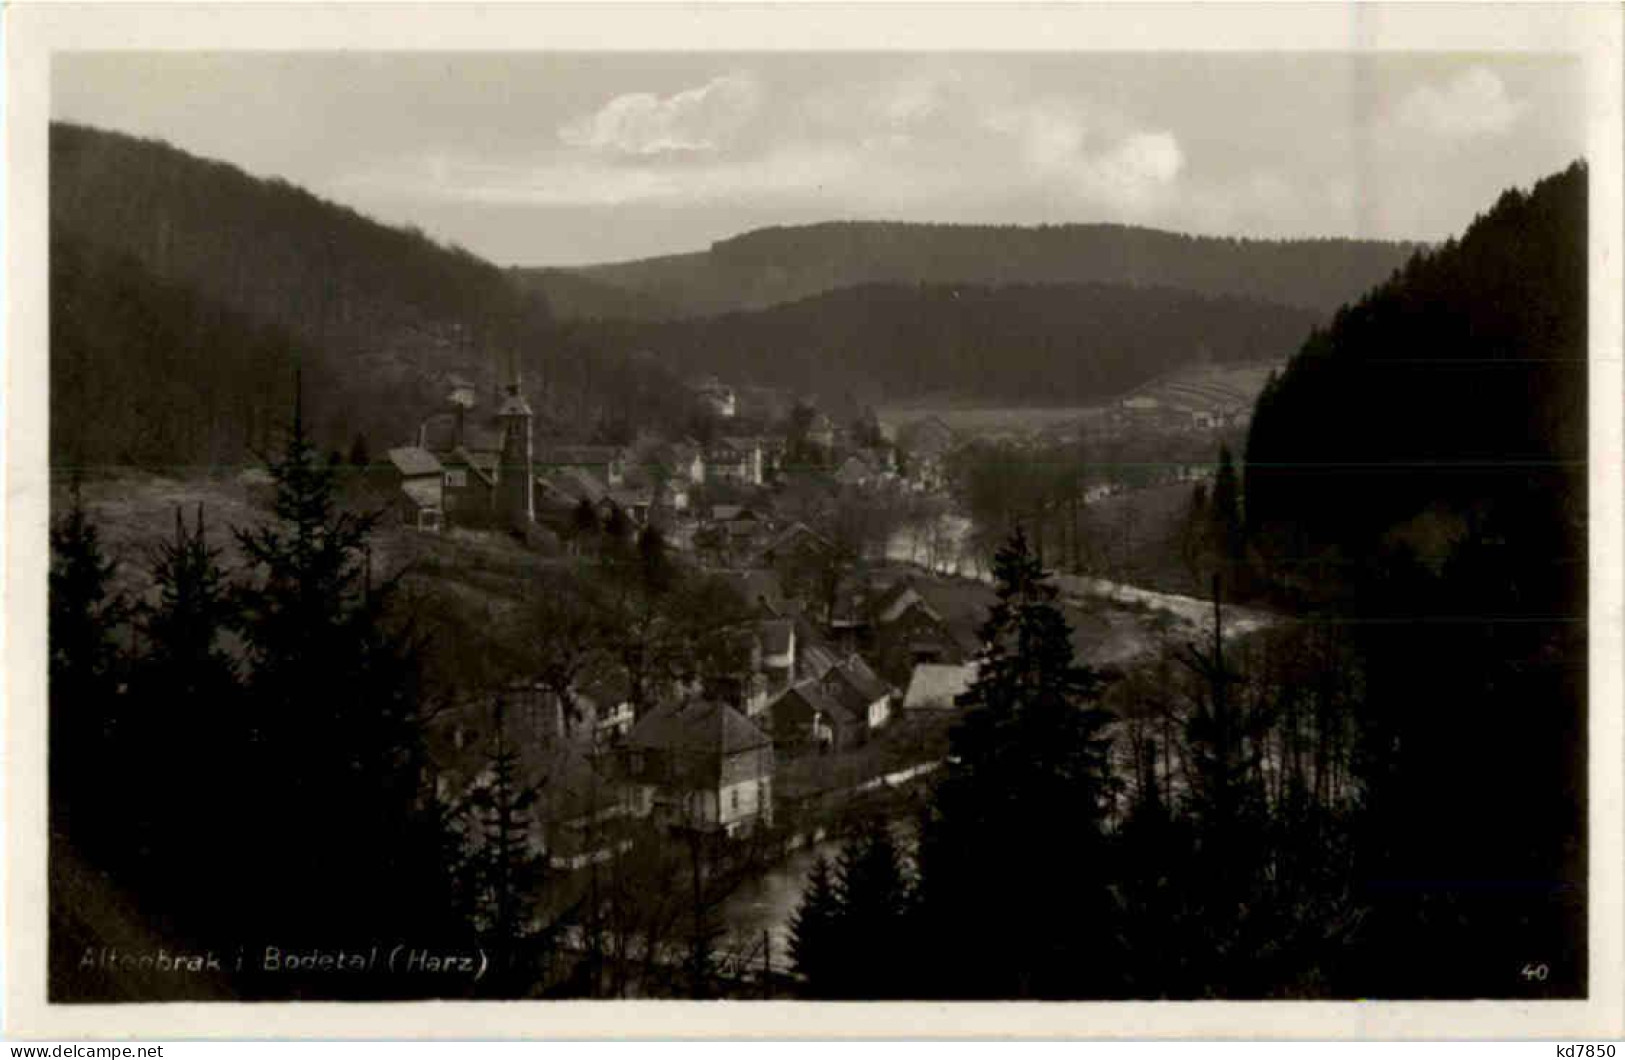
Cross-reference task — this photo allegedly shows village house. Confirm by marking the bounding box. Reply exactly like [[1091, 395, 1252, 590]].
[[381, 446, 446, 531], [756, 521, 836, 577], [625, 699, 774, 836], [707, 436, 764, 486], [539, 444, 627, 488], [696, 504, 769, 566], [532, 745, 637, 870], [822, 655, 893, 731], [869, 579, 968, 687], [573, 667, 636, 746], [833, 451, 882, 490], [767, 680, 861, 757]]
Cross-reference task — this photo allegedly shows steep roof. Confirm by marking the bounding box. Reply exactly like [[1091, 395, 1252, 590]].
[[447, 445, 496, 486], [873, 580, 942, 626], [630, 698, 771, 758], [770, 681, 858, 731], [399, 479, 443, 511], [759, 521, 831, 560], [902, 663, 977, 710], [830, 656, 890, 706], [387, 446, 444, 478]]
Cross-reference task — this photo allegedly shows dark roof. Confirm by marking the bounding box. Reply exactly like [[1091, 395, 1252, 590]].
[[630, 698, 771, 758], [544, 467, 609, 505], [770, 682, 858, 730], [387, 446, 444, 478], [447, 445, 496, 486], [832, 656, 890, 704], [873, 580, 942, 626], [758, 521, 831, 559], [757, 618, 795, 658], [400, 479, 443, 511]]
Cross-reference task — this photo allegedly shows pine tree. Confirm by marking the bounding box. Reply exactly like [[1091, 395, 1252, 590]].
[[230, 387, 460, 963], [48, 484, 129, 855], [788, 855, 841, 998], [916, 526, 1118, 998], [126, 505, 240, 923], [464, 697, 549, 995], [832, 822, 912, 998]]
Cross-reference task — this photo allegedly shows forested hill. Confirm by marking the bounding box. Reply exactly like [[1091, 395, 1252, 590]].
[[50, 122, 553, 461], [49, 124, 699, 467], [573, 281, 1321, 407], [1240, 162, 1587, 999], [1244, 160, 1587, 584], [522, 220, 1421, 320]]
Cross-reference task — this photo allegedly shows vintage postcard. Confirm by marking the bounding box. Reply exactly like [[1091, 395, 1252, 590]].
[[4, 1, 1622, 1041]]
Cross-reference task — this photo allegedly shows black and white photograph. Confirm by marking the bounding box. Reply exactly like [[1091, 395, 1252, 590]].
[[6, 1, 1623, 1039]]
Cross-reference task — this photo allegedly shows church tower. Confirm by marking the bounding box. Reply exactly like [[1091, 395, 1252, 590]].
[[496, 352, 534, 527]]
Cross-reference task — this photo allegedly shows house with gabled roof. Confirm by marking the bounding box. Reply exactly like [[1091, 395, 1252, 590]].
[[539, 445, 627, 488], [821, 655, 894, 731], [626, 698, 774, 836], [767, 676, 867, 757], [381, 446, 445, 531], [870, 578, 967, 686]]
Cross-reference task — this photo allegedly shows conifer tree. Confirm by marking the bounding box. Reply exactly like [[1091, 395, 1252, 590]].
[[832, 822, 912, 998], [788, 855, 841, 998], [126, 505, 240, 921], [48, 484, 128, 854], [916, 526, 1118, 998], [464, 697, 549, 995], [230, 387, 460, 962]]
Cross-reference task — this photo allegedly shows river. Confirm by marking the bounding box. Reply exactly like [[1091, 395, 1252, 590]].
[[714, 836, 842, 974], [720, 509, 1279, 975], [885, 511, 1276, 640]]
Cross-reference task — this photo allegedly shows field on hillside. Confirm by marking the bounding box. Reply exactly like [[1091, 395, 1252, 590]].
[[53, 470, 559, 610]]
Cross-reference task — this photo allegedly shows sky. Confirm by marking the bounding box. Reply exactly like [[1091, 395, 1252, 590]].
[[52, 52, 1586, 266]]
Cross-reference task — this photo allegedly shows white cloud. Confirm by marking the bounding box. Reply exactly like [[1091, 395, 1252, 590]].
[[1090, 131, 1185, 195], [1389, 66, 1526, 141], [558, 73, 762, 155]]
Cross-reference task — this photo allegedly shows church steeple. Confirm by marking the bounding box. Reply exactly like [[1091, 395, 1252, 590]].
[[496, 355, 534, 526]]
